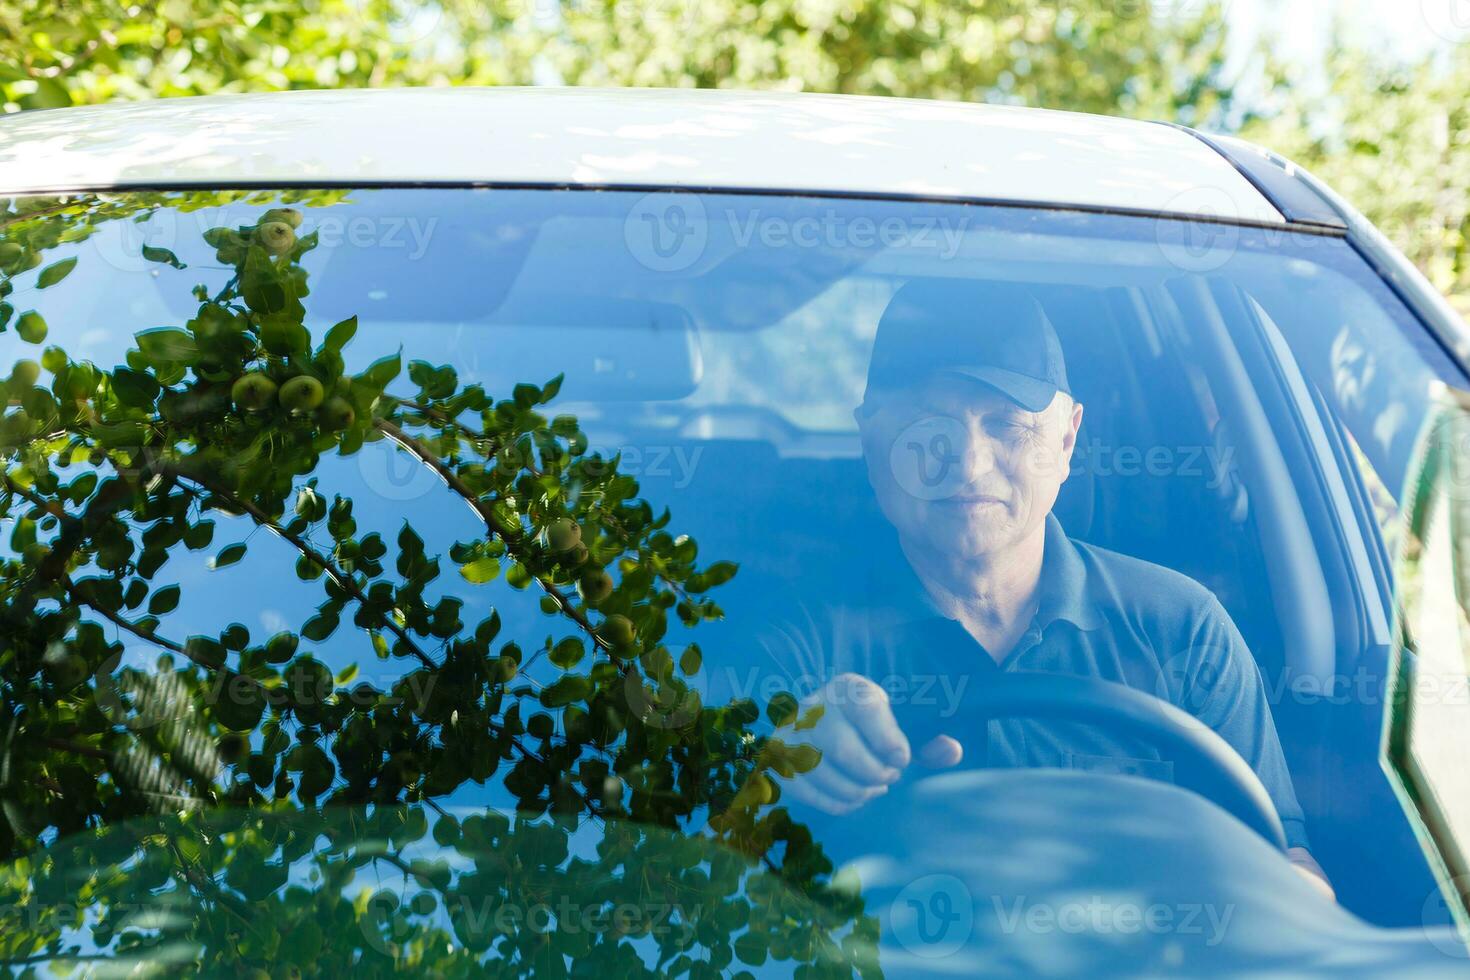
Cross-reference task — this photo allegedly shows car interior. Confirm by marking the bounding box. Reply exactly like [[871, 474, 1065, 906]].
[[478, 266, 1449, 929], [120, 189, 1460, 930]]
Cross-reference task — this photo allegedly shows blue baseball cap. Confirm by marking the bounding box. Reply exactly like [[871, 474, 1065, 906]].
[[862, 278, 1071, 413]]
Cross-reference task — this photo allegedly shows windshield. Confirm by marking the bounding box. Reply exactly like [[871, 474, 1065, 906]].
[[1, 188, 1467, 975]]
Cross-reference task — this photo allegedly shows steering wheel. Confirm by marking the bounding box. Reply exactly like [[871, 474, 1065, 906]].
[[893, 670, 1288, 851]]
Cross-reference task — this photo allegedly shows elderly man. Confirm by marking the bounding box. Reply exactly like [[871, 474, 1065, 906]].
[[782, 278, 1332, 896]]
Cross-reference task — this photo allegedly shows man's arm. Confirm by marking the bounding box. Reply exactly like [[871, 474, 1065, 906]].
[[1182, 595, 1333, 897]]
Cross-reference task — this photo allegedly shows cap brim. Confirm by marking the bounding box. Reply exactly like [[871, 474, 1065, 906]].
[[947, 367, 1058, 413]]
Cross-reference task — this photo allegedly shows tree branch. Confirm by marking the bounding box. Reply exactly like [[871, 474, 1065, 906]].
[[394, 399, 496, 446], [169, 467, 439, 671], [40, 737, 109, 761], [375, 418, 615, 659]]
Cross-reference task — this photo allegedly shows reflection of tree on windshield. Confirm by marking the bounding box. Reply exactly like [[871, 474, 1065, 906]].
[[0, 198, 870, 975]]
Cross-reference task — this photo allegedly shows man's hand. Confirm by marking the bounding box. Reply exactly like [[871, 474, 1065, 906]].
[[1287, 846, 1335, 901], [785, 672, 963, 815]]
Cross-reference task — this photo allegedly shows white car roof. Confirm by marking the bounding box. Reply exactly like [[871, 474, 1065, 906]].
[[0, 87, 1284, 224]]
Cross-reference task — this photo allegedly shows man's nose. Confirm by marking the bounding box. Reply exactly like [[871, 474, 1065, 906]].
[[957, 422, 1001, 481]]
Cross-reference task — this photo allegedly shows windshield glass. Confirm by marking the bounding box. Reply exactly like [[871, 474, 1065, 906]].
[[2, 188, 1467, 974]]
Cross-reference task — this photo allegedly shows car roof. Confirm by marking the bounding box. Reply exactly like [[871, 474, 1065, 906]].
[[0, 87, 1285, 224]]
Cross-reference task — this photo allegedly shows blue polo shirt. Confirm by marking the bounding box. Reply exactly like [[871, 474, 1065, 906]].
[[763, 514, 1311, 851]]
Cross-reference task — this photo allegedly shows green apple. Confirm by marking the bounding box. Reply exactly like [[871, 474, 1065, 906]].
[[316, 395, 355, 430], [279, 375, 325, 412], [579, 569, 614, 603], [547, 517, 581, 552], [597, 613, 636, 650], [262, 207, 303, 229], [8, 359, 40, 390], [231, 372, 278, 411], [254, 220, 297, 256], [16, 311, 46, 344], [495, 446, 521, 476]]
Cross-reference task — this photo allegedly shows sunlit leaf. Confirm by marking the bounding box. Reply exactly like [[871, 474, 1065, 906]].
[[35, 258, 76, 288]]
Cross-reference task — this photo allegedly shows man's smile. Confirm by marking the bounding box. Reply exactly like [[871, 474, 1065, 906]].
[[941, 491, 1010, 507]]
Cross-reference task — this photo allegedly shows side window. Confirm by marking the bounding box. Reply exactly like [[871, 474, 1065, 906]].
[[1385, 389, 1470, 928], [1340, 426, 1404, 567]]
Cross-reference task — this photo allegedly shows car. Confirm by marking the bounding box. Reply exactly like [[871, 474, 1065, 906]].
[[1, 86, 1469, 977]]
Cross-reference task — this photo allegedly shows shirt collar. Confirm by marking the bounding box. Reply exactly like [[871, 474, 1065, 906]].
[[902, 513, 1103, 632], [1034, 513, 1103, 632]]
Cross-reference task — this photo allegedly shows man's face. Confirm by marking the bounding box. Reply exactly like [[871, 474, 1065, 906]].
[[859, 375, 1083, 560]]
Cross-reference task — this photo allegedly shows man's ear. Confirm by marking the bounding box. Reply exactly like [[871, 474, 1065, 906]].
[[1058, 398, 1084, 478]]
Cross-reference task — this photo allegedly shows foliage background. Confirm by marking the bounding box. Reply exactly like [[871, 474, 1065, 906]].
[[1, 0, 1467, 314], [1, 2, 1466, 972]]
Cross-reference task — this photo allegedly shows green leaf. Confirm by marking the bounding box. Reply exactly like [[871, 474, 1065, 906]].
[[513, 382, 539, 408], [141, 245, 186, 269], [362, 353, 401, 389], [183, 636, 226, 670], [136, 328, 198, 364], [458, 557, 500, 584], [705, 561, 739, 587], [258, 314, 309, 357], [301, 609, 340, 642], [35, 258, 76, 289], [110, 367, 160, 408], [550, 637, 584, 670], [241, 245, 287, 313], [210, 543, 247, 569], [183, 520, 215, 550], [265, 632, 299, 664], [679, 645, 702, 675], [147, 585, 181, 615], [64, 472, 97, 503], [324, 315, 358, 352], [766, 692, 799, 728], [212, 671, 265, 731], [540, 674, 591, 708]]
